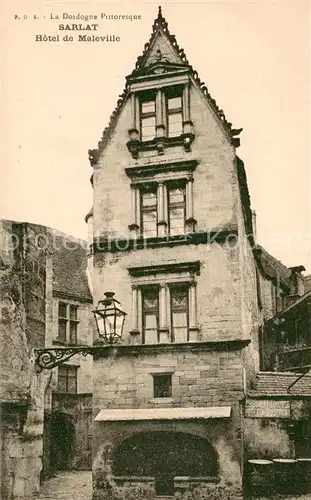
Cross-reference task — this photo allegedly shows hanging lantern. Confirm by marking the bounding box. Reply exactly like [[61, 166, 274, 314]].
[[93, 292, 127, 344]]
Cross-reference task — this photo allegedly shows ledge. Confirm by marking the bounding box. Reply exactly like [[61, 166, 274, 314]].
[[53, 290, 92, 303], [95, 406, 232, 422], [112, 476, 154, 483], [93, 229, 238, 253], [174, 476, 220, 485], [92, 339, 251, 358], [125, 158, 198, 179], [149, 398, 175, 404], [110, 475, 220, 484], [127, 260, 200, 277]]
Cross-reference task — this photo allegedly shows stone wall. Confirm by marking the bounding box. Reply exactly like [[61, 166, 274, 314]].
[[93, 346, 244, 411], [0, 221, 51, 499]]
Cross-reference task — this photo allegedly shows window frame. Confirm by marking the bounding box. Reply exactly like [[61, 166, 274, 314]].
[[57, 302, 79, 344], [57, 365, 78, 394], [165, 86, 183, 138], [167, 181, 187, 236], [140, 185, 158, 238], [141, 285, 160, 344], [153, 373, 172, 398], [169, 284, 189, 343], [139, 91, 156, 142]]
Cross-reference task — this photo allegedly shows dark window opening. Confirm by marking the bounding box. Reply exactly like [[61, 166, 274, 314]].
[[58, 365, 78, 394], [153, 374, 172, 398]]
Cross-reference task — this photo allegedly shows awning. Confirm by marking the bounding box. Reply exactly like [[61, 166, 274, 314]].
[[95, 406, 231, 422]]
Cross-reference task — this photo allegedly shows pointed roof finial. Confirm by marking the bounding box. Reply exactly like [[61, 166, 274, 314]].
[[158, 5, 163, 19]]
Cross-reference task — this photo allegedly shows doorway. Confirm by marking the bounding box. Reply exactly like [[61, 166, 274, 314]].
[[50, 412, 75, 472]]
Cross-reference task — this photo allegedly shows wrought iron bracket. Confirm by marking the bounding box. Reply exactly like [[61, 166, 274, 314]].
[[34, 346, 107, 372]]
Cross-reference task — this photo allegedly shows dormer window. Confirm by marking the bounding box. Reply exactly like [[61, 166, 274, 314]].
[[127, 81, 194, 156]]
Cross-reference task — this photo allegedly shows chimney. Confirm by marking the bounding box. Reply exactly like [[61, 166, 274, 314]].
[[289, 265, 306, 298]]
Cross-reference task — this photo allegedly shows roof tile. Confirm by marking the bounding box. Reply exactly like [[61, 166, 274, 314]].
[[249, 372, 311, 397]]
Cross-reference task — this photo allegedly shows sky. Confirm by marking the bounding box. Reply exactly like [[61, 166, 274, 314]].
[[1, 0, 310, 272]]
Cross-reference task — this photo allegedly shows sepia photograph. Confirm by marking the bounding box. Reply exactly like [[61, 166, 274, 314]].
[[1, 1, 310, 499]]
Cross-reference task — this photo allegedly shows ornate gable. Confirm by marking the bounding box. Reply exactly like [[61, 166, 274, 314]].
[[89, 6, 241, 166]]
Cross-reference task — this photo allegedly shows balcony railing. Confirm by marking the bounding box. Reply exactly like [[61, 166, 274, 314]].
[[277, 346, 311, 371]]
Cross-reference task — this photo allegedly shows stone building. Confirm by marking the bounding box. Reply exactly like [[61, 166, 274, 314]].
[[244, 251, 311, 495], [88, 7, 260, 500], [0, 220, 51, 500], [86, 6, 310, 500], [43, 229, 93, 477], [0, 220, 93, 499]]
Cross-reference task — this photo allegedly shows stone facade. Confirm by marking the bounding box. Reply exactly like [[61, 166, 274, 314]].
[[85, 7, 310, 500], [88, 7, 259, 500]]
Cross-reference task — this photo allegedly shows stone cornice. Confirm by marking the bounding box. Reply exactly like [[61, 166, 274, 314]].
[[127, 260, 201, 277], [125, 158, 198, 179], [93, 229, 238, 253], [92, 339, 251, 359]]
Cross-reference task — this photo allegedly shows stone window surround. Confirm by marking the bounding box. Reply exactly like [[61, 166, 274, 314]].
[[131, 78, 191, 138], [127, 73, 195, 156], [150, 368, 175, 404], [128, 175, 196, 237], [152, 372, 173, 398], [128, 261, 200, 343]]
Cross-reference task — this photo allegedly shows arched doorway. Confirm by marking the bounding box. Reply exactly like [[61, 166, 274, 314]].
[[50, 412, 75, 472], [113, 431, 218, 496]]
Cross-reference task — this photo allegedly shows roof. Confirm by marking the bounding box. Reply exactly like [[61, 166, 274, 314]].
[[249, 372, 311, 397], [95, 406, 232, 422], [88, 5, 240, 167], [255, 245, 292, 288], [50, 230, 92, 302]]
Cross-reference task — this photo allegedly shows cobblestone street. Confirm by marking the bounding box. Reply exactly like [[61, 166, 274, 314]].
[[38, 471, 92, 500]]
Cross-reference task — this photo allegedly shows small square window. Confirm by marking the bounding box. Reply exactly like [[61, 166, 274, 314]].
[[153, 374, 172, 398]]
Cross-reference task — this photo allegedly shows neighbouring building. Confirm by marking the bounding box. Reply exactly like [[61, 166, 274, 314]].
[[0, 220, 93, 499], [43, 229, 93, 477], [244, 252, 311, 496], [86, 6, 310, 500], [0, 220, 52, 500]]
